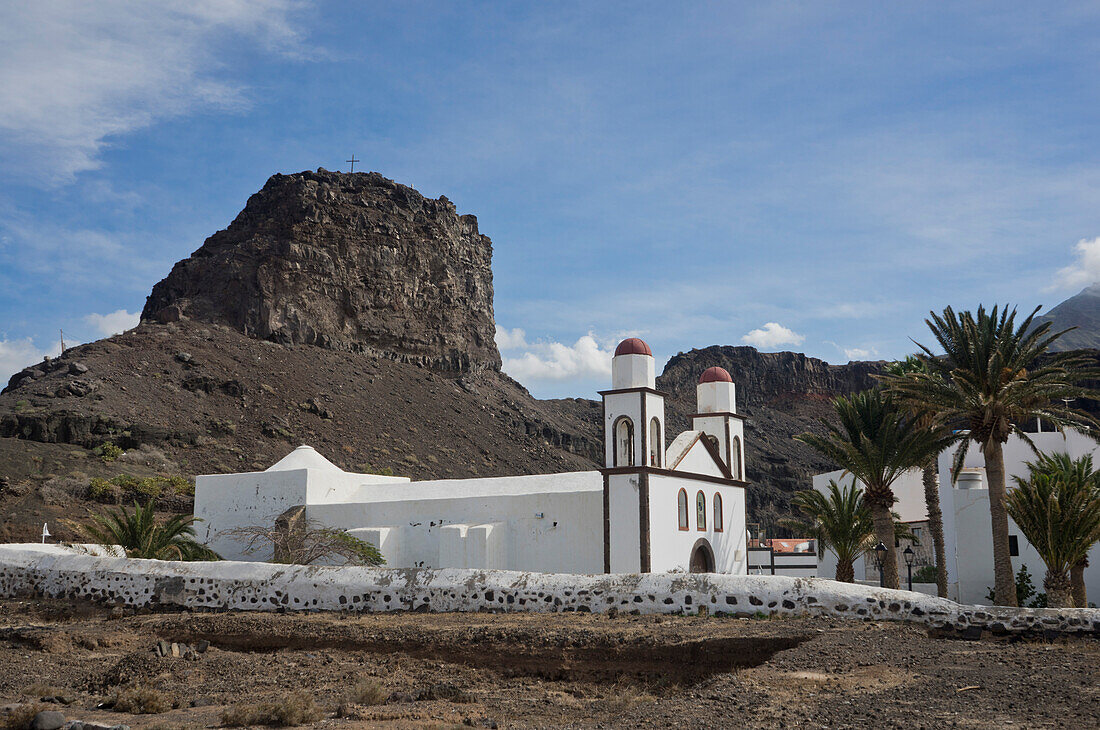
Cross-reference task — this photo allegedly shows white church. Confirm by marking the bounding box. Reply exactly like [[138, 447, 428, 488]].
[[195, 338, 750, 575]]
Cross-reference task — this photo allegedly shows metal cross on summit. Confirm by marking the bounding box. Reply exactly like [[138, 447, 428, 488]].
[[346, 155, 359, 173]]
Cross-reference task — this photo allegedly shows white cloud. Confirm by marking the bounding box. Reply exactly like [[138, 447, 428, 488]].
[[494, 326, 528, 351], [1050, 237, 1100, 291], [85, 309, 140, 337], [843, 347, 871, 360], [0, 1, 307, 184], [741, 322, 805, 349], [0, 338, 58, 384], [502, 334, 615, 382]]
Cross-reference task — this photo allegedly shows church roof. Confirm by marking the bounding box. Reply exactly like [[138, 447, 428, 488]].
[[699, 366, 733, 384], [265, 445, 344, 473], [614, 337, 652, 356]]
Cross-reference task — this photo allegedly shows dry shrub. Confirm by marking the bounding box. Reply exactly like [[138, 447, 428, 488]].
[[4, 703, 48, 730], [113, 684, 171, 714], [221, 691, 322, 727], [350, 679, 387, 706], [603, 677, 655, 713], [20, 684, 58, 699]]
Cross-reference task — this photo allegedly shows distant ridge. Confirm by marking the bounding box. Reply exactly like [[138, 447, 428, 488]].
[[1036, 283, 1100, 351]]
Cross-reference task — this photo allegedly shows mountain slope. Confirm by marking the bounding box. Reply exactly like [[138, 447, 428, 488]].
[[1035, 283, 1100, 351]]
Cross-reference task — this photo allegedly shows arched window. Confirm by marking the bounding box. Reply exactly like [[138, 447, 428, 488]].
[[713, 493, 724, 532], [677, 489, 688, 530], [649, 417, 662, 467], [696, 491, 706, 531], [731, 436, 742, 480], [614, 417, 634, 467]]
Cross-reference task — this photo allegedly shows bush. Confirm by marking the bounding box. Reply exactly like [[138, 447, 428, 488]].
[[88, 477, 119, 503], [4, 703, 48, 730], [221, 691, 322, 727], [98, 442, 124, 464], [985, 564, 1048, 608], [349, 679, 387, 706], [913, 565, 937, 584], [112, 685, 171, 714]]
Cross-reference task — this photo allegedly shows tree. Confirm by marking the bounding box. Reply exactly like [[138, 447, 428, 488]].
[[796, 389, 949, 589], [880, 305, 1099, 606], [882, 355, 960, 599], [70, 498, 220, 561], [1005, 453, 1100, 607], [781, 479, 871, 582], [221, 513, 385, 566]]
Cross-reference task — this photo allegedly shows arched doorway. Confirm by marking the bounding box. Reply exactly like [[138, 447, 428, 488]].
[[689, 538, 715, 573]]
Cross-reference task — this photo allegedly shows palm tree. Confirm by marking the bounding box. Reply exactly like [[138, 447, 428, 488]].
[[73, 498, 220, 561], [782, 479, 871, 582], [1013, 452, 1100, 606], [880, 305, 1099, 605], [881, 356, 960, 599], [796, 389, 949, 589], [1006, 453, 1100, 607]]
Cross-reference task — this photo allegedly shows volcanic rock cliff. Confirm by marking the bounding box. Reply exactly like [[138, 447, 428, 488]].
[[142, 170, 500, 373]]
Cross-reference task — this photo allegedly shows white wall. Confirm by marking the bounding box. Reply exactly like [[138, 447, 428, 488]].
[[647, 475, 746, 574], [307, 471, 605, 574], [938, 430, 1100, 606], [607, 472, 640, 573], [5, 544, 1099, 635]]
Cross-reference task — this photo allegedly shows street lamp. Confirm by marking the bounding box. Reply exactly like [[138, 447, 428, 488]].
[[873, 542, 888, 588], [903, 545, 915, 591]]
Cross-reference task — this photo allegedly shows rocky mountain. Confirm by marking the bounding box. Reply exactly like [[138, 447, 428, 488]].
[[0, 170, 596, 542], [142, 170, 500, 373], [1035, 283, 1100, 351]]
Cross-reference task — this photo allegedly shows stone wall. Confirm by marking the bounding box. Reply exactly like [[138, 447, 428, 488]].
[[1, 545, 1097, 637]]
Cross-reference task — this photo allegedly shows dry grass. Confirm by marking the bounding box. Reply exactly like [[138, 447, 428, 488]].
[[221, 691, 323, 727], [603, 677, 656, 713], [349, 679, 388, 706], [112, 685, 171, 714], [4, 703, 48, 730], [19, 684, 58, 699]]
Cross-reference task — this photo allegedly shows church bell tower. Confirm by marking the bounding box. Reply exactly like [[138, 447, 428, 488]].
[[601, 338, 666, 468]]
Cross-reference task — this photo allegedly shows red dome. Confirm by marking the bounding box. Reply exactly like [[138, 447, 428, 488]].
[[699, 366, 733, 384], [614, 337, 652, 356]]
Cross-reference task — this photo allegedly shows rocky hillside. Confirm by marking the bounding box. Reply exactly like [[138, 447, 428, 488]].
[[658, 346, 887, 531], [143, 170, 500, 373], [1035, 283, 1100, 351]]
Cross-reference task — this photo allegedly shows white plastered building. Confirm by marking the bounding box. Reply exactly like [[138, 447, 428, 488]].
[[813, 429, 1100, 604], [195, 338, 749, 575]]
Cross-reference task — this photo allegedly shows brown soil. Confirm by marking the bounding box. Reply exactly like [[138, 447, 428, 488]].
[[1, 600, 1097, 729]]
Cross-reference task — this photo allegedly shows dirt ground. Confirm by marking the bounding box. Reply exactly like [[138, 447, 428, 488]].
[[1, 600, 1098, 729]]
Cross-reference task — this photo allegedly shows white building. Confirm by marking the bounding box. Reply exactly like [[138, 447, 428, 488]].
[[814, 429, 1100, 604], [195, 338, 750, 575]]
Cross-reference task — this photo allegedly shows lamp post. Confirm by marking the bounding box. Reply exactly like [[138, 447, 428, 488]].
[[873, 542, 887, 588], [903, 545, 915, 591]]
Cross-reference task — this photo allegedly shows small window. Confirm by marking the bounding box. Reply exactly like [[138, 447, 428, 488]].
[[731, 436, 742, 480], [1009, 535, 1019, 557], [696, 491, 706, 531], [649, 417, 662, 467], [614, 417, 634, 467], [677, 489, 688, 530], [713, 493, 723, 532]]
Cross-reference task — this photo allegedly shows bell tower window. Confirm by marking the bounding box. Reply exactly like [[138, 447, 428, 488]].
[[614, 417, 635, 467], [649, 417, 662, 467]]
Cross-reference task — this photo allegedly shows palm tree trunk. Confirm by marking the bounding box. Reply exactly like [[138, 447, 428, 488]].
[[1070, 559, 1087, 608], [981, 440, 1017, 607], [922, 462, 949, 599], [835, 559, 854, 583], [870, 504, 900, 589], [1044, 569, 1073, 609]]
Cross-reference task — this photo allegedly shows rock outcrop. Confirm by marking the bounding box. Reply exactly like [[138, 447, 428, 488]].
[[142, 169, 500, 373]]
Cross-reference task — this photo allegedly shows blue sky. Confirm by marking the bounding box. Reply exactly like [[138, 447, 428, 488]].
[[1, 2, 1099, 399]]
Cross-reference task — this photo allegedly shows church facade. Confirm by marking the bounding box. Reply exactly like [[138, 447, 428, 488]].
[[195, 338, 749, 575]]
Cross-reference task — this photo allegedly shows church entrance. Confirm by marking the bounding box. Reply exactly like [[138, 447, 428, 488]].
[[689, 539, 715, 573]]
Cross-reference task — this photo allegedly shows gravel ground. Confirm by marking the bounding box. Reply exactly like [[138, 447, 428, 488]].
[[0, 599, 1097, 729]]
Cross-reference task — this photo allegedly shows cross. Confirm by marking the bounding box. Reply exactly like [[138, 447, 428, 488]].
[[346, 155, 359, 173]]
